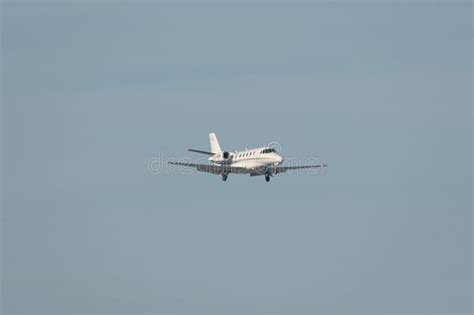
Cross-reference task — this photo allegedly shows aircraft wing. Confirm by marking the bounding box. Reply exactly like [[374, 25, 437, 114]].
[[275, 164, 327, 173], [168, 161, 248, 174]]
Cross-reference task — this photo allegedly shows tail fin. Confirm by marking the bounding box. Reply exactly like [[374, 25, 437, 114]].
[[209, 132, 222, 153]]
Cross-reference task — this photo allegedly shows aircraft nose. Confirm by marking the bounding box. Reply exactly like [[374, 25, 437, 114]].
[[277, 154, 284, 164]]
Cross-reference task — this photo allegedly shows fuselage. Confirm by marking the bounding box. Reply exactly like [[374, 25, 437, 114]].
[[209, 147, 284, 170]]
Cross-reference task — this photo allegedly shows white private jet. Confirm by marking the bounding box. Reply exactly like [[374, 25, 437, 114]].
[[168, 132, 327, 182]]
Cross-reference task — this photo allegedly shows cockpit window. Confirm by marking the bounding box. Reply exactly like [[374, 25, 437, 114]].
[[261, 148, 275, 154]]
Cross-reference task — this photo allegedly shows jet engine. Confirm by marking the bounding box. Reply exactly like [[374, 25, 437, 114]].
[[211, 151, 232, 163]]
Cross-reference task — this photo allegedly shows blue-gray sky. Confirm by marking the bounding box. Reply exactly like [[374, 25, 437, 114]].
[[1, 1, 472, 313]]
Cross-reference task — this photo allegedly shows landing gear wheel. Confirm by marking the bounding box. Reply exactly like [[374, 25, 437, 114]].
[[265, 174, 270, 182], [222, 174, 228, 181]]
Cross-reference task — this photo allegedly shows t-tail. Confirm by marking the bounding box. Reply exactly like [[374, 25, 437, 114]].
[[209, 132, 222, 154], [187, 132, 222, 156]]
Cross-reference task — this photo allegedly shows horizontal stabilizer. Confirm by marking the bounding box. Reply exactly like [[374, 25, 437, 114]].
[[188, 149, 215, 156]]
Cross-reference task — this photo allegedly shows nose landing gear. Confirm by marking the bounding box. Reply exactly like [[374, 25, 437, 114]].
[[265, 174, 270, 182], [222, 173, 228, 181]]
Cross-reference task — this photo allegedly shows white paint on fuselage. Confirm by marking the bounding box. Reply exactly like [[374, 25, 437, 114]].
[[209, 147, 283, 173]]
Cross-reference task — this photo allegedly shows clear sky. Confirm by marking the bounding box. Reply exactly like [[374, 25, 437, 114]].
[[1, 1, 472, 313]]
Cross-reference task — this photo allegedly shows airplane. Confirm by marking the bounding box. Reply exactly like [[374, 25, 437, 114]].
[[168, 132, 327, 182]]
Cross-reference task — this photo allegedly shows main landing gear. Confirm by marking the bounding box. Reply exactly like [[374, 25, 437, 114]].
[[265, 174, 271, 182], [222, 173, 228, 181]]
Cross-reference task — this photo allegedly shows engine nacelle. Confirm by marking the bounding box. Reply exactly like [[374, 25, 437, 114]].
[[211, 151, 232, 163]]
